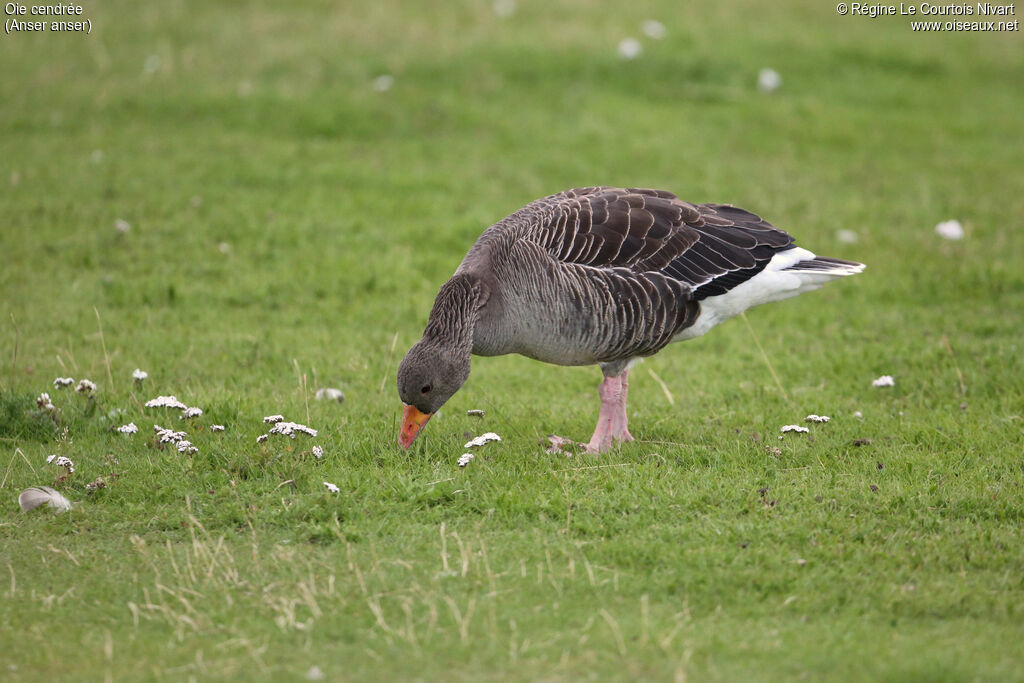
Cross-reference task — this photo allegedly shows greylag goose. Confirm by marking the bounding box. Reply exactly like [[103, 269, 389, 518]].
[[398, 187, 864, 453]]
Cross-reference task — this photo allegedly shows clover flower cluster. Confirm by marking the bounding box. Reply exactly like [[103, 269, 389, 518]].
[[463, 432, 501, 448], [46, 454, 75, 473], [154, 425, 188, 443], [145, 395, 189, 410]]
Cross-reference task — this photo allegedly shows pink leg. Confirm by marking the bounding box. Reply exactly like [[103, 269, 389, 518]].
[[585, 370, 635, 454]]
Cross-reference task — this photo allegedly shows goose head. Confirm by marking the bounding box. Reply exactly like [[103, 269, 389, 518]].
[[397, 338, 471, 448]]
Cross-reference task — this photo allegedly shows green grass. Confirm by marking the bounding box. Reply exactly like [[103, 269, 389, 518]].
[[2, 0, 1023, 680]]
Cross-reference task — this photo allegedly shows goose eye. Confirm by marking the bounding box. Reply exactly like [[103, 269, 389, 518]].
[[420, 384, 432, 394]]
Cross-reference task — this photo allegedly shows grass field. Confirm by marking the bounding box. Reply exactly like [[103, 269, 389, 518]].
[[2, 0, 1023, 680]]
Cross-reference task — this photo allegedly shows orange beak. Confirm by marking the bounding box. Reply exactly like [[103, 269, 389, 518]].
[[399, 403, 432, 449]]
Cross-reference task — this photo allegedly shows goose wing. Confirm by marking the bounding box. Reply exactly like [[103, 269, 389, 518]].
[[521, 187, 795, 299]]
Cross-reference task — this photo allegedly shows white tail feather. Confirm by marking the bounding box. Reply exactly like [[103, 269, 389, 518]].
[[674, 248, 864, 342]]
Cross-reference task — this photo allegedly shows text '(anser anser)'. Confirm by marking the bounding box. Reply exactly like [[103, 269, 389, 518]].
[[398, 187, 864, 453]]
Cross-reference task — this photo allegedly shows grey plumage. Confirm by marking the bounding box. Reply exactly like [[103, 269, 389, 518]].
[[397, 187, 864, 450]]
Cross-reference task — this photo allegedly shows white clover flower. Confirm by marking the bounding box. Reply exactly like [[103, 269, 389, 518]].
[[853, 410, 864, 419], [53, 377, 74, 389], [372, 74, 394, 92], [257, 434, 269, 444], [323, 481, 340, 493], [464, 432, 501, 448], [115, 219, 131, 234], [457, 453, 474, 468], [154, 425, 188, 443], [780, 425, 810, 434], [935, 219, 964, 240], [466, 409, 486, 418], [642, 19, 666, 39], [145, 395, 188, 410], [46, 454, 58, 464], [36, 393, 55, 411], [85, 477, 106, 492], [263, 414, 285, 424], [804, 415, 831, 423], [268, 421, 318, 438], [55, 456, 75, 472], [117, 422, 139, 434], [872, 375, 895, 387], [312, 445, 324, 459], [210, 424, 226, 432], [617, 38, 642, 60], [181, 407, 203, 419], [176, 440, 198, 454], [76, 379, 96, 394], [132, 369, 148, 382], [758, 68, 782, 93]]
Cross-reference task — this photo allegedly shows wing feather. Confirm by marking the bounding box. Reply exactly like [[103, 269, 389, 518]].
[[519, 188, 795, 300]]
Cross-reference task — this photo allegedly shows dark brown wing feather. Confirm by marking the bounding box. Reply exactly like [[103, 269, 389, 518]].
[[524, 187, 795, 300]]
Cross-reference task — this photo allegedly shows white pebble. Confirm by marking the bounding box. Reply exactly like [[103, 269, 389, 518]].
[[617, 38, 642, 60], [836, 229, 859, 244], [935, 219, 964, 240], [493, 0, 516, 17], [757, 68, 781, 93], [642, 19, 666, 39]]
